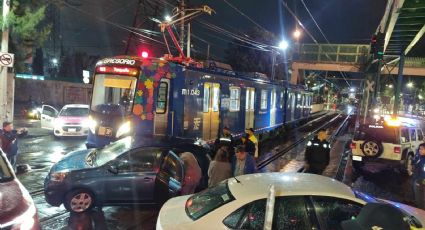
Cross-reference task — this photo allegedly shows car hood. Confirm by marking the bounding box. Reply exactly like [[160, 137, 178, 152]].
[[157, 195, 193, 230], [51, 149, 93, 173], [381, 199, 425, 226], [0, 179, 33, 226], [57, 116, 87, 123]]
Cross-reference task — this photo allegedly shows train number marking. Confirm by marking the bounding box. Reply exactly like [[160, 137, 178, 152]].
[[181, 89, 200, 96]]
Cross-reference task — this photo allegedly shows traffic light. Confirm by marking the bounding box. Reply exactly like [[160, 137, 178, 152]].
[[370, 32, 384, 60]]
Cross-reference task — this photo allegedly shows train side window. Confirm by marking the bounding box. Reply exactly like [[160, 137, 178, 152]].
[[270, 90, 276, 110], [279, 92, 284, 109], [229, 87, 240, 112], [260, 90, 268, 110], [156, 82, 168, 114], [203, 84, 210, 113]]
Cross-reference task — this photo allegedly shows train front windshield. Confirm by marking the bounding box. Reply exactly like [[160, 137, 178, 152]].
[[91, 74, 137, 115]]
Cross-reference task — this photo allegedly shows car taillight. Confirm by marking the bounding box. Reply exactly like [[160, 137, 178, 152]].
[[350, 142, 356, 149], [394, 146, 401, 154]]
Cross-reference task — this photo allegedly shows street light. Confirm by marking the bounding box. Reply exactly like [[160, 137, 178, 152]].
[[293, 29, 301, 39], [278, 40, 289, 50], [388, 84, 393, 89], [51, 58, 58, 65], [350, 88, 355, 92], [165, 15, 172, 22], [419, 95, 423, 100], [407, 82, 414, 88]]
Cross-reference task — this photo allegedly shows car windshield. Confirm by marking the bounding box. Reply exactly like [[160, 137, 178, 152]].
[[354, 125, 399, 143], [0, 153, 13, 182], [59, 107, 89, 117], [185, 180, 235, 220], [93, 137, 133, 166]]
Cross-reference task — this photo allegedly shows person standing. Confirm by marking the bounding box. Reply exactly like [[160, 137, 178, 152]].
[[208, 147, 232, 187], [241, 134, 256, 156], [180, 152, 202, 195], [245, 128, 259, 158], [214, 126, 235, 157], [0, 122, 27, 171], [412, 143, 425, 209], [304, 129, 331, 175], [231, 145, 256, 177]]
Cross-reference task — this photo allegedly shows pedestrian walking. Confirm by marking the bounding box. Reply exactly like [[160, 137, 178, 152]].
[[341, 203, 410, 230], [304, 129, 331, 175], [241, 134, 256, 156], [208, 147, 231, 187], [231, 145, 256, 177], [0, 121, 27, 171], [245, 128, 259, 158], [180, 152, 202, 195], [412, 143, 425, 209]]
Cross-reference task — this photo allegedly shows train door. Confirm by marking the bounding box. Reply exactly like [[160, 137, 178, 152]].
[[202, 83, 220, 141], [245, 87, 255, 129], [270, 89, 276, 126], [290, 92, 296, 121], [154, 79, 170, 136]]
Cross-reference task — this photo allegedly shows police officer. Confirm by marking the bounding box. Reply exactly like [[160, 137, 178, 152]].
[[213, 126, 235, 158], [412, 143, 425, 209], [304, 129, 331, 175]]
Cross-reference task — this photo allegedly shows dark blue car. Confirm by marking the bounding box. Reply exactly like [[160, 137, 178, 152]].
[[44, 137, 209, 213]]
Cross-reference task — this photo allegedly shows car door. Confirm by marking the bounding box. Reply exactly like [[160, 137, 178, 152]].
[[272, 196, 316, 230], [154, 150, 184, 203], [310, 196, 363, 230], [103, 147, 162, 203], [40, 105, 58, 130]]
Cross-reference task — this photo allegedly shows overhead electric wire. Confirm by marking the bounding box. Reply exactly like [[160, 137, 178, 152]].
[[222, 0, 269, 32], [299, 0, 351, 87]]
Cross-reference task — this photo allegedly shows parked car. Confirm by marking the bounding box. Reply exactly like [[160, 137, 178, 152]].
[[350, 116, 424, 174], [156, 172, 425, 230], [0, 149, 40, 230], [41, 104, 90, 138], [44, 136, 210, 213]]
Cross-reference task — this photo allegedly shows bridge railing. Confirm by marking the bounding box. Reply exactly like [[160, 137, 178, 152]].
[[404, 57, 425, 68], [296, 44, 370, 64]]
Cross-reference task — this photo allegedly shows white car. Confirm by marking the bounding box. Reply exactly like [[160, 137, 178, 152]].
[[157, 172, 425, 230], [41, 104, 90, 137]]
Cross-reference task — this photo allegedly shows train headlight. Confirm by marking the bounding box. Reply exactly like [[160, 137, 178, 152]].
[[86, 116, 97, 133], [116, 121, 131, 138]]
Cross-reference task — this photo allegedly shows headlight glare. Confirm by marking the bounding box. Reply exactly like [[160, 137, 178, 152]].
[[87, 116, 97, 133], [116, 121, 131, 138]]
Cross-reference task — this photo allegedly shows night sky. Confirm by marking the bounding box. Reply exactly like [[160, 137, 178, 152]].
[[57, 0, 423, 63]]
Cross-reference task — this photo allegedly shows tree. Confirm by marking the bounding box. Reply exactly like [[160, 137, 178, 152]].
[[224, 27, 285, 79], [2, 1, 51, 72]]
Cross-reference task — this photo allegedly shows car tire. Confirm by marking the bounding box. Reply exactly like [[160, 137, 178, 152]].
[[361, 140, 383, 157], [64, 189, 95, 213], [402, 153, 414, 177]]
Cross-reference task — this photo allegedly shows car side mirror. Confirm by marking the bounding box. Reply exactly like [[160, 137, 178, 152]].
[[107, 164, 119, 174]]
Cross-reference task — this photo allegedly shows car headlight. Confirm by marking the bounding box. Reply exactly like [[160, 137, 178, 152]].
[[50, 171, 69, 182], [86, 116, 97, 133], [116, 121, 131, 138], [31, 109, 38, 114]]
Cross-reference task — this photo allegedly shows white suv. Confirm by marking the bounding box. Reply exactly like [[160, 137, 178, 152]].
[[350, 116, 424, 174]]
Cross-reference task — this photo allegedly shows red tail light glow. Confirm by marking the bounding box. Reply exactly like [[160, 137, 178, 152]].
[[350, 142, 356, 149], [394, 146, 401, 154]]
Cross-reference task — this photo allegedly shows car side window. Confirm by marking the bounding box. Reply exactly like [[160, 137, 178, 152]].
[[272, 196, 312, 230], [311, 196, 363, 230], [116, 148, 160, 172], [411, 129, 417, 141], [401, 128, 410, 143], [223, 199, 266, 230]]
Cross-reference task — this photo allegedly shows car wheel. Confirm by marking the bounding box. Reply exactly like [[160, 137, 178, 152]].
[[361, 140, 383, 157], [403, 154, 414, 176], [64, 189, 95, 213]]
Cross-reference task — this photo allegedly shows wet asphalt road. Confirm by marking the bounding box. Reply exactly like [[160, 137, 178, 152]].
[[14, 119, 158, 230]]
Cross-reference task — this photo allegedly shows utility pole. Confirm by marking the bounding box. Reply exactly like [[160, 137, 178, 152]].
[[394, 54, 404, 116], [0, 0, 10, 121], [271, 51, 277, 80], [206, 43, 210, 60], [186, 22, 191, 57], [179, 0, 185, 54]]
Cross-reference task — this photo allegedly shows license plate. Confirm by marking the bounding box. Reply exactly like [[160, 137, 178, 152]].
[[98, 126, 113, 136], [68, 128, 76, 132], [352, 156, 362, 161]]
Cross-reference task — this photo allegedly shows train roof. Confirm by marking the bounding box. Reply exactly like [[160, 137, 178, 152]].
[[96, 55, 308, 90]]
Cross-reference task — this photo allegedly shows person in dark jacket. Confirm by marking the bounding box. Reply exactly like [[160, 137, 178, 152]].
[[412, 142, 425, 209], [231, 145, 256, 176], [241, 134, 256, 156], [0, 121, 27, 171], [214, 126, 235, 158], [304, 129, 330, 175]]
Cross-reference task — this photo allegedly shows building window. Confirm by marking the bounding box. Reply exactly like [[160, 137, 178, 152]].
[[260, 90, 268, 110], [229, 87, 240, 112], [155, 82, 168, 114]]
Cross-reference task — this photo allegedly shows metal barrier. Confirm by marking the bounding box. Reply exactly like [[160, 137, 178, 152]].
[[297, 44, 370, 64]]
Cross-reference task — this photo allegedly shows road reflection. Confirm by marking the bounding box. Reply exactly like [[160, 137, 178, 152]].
[[67, 209, 107, 230]]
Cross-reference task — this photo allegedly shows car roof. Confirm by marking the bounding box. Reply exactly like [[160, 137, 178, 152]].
[[228, 172, 357, 201], [62, 104, 89, 109]]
